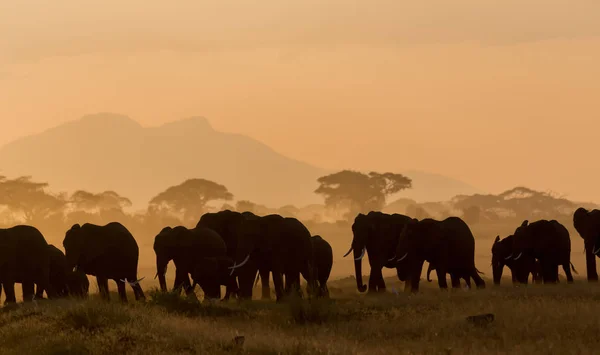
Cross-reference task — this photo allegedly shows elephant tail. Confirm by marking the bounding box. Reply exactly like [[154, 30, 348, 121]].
[[426, 264, 434, 282], [570, 262, 579, 275]]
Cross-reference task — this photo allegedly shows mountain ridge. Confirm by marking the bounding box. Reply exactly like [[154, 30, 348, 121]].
[[0, 113, 483, 209]]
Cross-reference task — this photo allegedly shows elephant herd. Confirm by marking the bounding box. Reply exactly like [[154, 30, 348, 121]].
[[345, 207, 600, 294], [3, 207, 600, 306], [0, 210, 333, 305]]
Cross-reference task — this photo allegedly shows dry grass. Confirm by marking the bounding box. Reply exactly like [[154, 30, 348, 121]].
[[2, 276, 600, 355]]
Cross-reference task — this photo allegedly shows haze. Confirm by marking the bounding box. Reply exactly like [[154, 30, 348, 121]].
[[1, 0, 600, 202]]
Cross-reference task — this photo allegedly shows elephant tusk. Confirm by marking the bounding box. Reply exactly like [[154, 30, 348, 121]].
[[504, 254, 513, 260], [354, 248, 366, 261], [154, 273, 159, 280], [236, 254, 251, 268], [388, 255, 397, 262], [594, 246, 600, 255], [228, 254, 251, 275], [397, 252, 408, 262], [120, 277, 145, 286], [343, 246, 353, 258], [229, 262, 237, 276], [514, 252, 523, 261]]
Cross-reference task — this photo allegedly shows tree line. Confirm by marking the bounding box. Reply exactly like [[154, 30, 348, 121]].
[[0, 171, 593, 239]]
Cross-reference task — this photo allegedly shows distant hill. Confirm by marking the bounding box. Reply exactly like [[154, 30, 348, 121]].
[[0, 113, 483, 209]]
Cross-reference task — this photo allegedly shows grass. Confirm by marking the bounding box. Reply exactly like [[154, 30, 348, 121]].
[[3, 277, 600, 354]]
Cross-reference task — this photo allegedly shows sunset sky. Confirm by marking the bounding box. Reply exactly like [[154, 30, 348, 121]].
[[1, 1, 599, 202]]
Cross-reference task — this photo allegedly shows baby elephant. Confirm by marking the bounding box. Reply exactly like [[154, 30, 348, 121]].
[[66, 270, 90, 298], [303, 235, 333, 298]]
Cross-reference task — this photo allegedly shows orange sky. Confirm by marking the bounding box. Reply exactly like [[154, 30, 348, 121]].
[[1, 1, 600, 201]]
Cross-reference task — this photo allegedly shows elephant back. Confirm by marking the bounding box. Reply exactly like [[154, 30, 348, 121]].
[[197, 210, 247, 254], [1, 225, 51, 284], [68, 222, 140, 278]]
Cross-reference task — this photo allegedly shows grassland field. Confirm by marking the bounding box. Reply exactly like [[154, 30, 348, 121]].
[[1, 221, 598, 354]]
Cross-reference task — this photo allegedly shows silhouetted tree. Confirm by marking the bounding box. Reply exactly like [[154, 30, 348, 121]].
[[0, 176, 67, 224], [452, 186, 577, 221], [406, 204, 431, 220], [235, 200, 257, 213], [462, 205, 481, 225], [70, 190, 132, 213], [148, 178, 233, 225], [315, 170, 412, 219]]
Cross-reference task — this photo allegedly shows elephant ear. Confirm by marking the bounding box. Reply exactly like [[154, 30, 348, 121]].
[[573, 208, 589, 233], [494, 235, 500, 243], [80, 224, 119, 265]]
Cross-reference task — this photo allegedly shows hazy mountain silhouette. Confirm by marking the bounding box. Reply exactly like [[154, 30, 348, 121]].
[[0, 113, 482, 209]]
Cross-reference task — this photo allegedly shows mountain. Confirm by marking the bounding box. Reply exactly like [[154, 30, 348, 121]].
[[0, 113, 482, 209]]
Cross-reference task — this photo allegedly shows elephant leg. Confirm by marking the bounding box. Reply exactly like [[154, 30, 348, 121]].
[[435, 267, 448, 290], [377, 271, 387, 293], [3, 282, 16, 305], [22, 282, 35, 302], [289, 271, 302, 298], [470, 269, 486, 289], [116, 279, 128, 303], [272, 271, 285, 302], [132, 282, 146, 301], [35, 284, 45, 300], [450, 274, 461, 289], [405, 260, 425, 293], [585, 246, 599, 282], [368, 267, 384, 294], [540, 262, 555, 284], [320, 283, 329, 298], [97, 277, 110, 301], [260, 268, 270, 300], [563, 263, 574, 283], [464, 276, 472, 289]]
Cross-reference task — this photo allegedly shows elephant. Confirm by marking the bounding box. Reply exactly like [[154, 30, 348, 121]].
[[302, 235, 333, 298], [63, 222, 145, 302], [509, 220, 577, 284], [228, 214, 315, 302], [66, 269, 90, 298], [153, 225, 237, 300], [190, 256, 238, 301], [395, 217, 486, 293], [196, 210, 264, 300], [425, 262, 477, 288], [38, 245, 89, 299], [491, 235, 542, 285], [573, 208, 600, 282], [0, 225, 54, 305], [344, 212, 413, 294]]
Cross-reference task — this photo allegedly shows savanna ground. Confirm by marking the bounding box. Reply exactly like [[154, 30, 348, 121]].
[[2, 219, 598, 354]]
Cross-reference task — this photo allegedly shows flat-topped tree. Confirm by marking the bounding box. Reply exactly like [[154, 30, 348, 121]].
[[315, 170, 412, 219], [148, 178, 233, 225], [0, 175, 67, 224], [70, 190, 132, 213]]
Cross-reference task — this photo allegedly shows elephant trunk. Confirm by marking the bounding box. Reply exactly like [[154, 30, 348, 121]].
[[156, 257, 169, 292], [492, 263, 503, 285], [354, 247, 367, 293], [584, 240, 599, 282]]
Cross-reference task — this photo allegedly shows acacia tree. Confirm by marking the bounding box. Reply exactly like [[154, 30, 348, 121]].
[[148, 178, 233, 225], [67, 190, 133, 224], [452, 186, 578, 221], [0, 175, 67, 224], [70, 190, 132, 213], [314, 170, 412, 219]]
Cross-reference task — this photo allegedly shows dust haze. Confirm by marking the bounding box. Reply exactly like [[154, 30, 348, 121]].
[[2, 2, 600, 353]]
